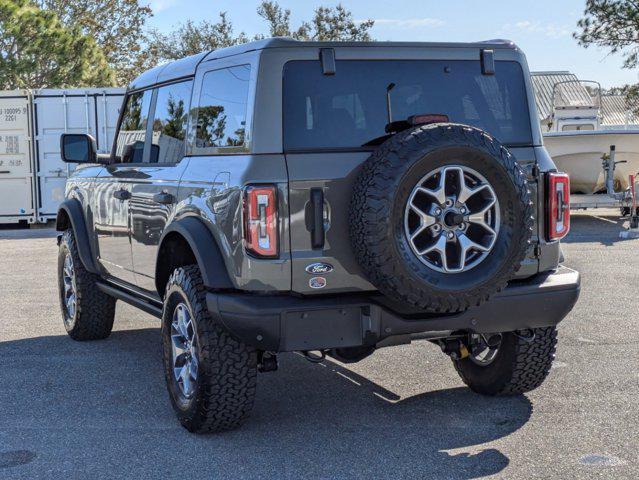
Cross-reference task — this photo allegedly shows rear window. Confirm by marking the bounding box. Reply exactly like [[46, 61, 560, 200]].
[[283, 60, 532, 150]]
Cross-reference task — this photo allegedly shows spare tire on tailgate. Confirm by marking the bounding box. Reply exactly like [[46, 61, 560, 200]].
[[350, 123, 533, 313]]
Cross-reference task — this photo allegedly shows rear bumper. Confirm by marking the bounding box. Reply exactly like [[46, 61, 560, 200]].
[[206, 266, 580, 353]]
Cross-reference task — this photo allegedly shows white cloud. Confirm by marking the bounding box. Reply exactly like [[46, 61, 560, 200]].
[[148, 0, 178, 13], [367, 18, 446, 28], [502, 20, 571, 39]]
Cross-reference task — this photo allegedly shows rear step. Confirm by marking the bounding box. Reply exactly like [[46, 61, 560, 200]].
[[96, 281, 163, 318]]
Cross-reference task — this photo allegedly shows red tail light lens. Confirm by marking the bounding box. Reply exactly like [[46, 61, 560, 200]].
[[547, 172, 570, 240], [244, 185, 278, 258]]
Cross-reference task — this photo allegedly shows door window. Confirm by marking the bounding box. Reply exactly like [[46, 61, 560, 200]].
[[193, 65, 251, 154], [149, 80, 193, 164], [115, 90, 152, 163]]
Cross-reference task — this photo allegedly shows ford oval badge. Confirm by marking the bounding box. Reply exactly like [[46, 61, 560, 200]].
[[305, 262, 334, 275]]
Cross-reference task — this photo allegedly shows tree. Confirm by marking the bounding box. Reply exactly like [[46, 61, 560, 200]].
[[0, 0, 113, 89], [257, 1, 374, 41], [42, 0, 152, 86], [162, 94, 188, 140], [575, 0, 639, 69], [575, 1, 639, 110], [143, 2, 374, 66], [144, 12, 248, 67]]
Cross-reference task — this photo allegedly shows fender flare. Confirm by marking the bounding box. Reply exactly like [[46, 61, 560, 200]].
[[56, 199, 99, 274], [157, 217, 234, 292]]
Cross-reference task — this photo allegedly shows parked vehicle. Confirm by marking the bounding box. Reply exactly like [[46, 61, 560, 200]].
[[55, 38, 580, 433], [0, 88, 124, 225]]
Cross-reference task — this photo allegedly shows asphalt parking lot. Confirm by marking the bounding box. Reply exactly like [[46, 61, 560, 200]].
[[0, 210, 638, 479]]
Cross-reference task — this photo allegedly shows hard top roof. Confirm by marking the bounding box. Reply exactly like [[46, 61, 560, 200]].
[[129, 37, 519, 90]]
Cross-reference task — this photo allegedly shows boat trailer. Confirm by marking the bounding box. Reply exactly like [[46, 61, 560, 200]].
[[570, 145, 638, 216]]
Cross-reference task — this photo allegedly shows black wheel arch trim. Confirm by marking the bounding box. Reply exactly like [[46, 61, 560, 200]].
[[56, 199, 99, 274], [157, 216, 234, 292]]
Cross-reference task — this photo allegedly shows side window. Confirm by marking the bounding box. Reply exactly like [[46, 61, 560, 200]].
[[115, 90, 152, 163], [149, 80, 193, 164], [194, 65, 251, 153]]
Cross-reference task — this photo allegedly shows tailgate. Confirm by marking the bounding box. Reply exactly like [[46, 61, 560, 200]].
[[286, 149, 540, 295]]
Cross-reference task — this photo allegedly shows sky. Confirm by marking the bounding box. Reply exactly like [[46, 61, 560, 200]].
[[146, 0, 638, 89]]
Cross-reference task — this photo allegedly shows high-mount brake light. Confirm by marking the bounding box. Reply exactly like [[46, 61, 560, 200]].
[[244, 185, 278, 258], [547, 172, 570, 241], [409, 114, 450, 126]]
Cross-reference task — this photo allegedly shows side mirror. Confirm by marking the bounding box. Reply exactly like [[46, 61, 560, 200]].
[[60, 134, 97, 164]]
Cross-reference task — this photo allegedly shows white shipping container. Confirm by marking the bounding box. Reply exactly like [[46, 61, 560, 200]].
[[33, 88, 125, 221], [0, 87, 125, 225], [0, 90, 36, 224]]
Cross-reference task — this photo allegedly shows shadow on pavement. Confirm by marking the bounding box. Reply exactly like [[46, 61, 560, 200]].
[[563, 212, 628, 245], [0, 227, 57, 240], [0, 329, 533, 479]]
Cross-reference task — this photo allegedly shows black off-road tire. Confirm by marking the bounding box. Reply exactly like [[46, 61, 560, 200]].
[[453, 327, 558, 395], [162, 265, 257, 433], [57, 229, 116, 340], [350, 123, 534, 312]]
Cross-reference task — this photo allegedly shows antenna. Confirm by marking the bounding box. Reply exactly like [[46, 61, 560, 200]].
[[386, 83, 396, 125]]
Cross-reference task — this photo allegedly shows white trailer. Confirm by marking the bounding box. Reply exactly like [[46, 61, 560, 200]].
[[0, 90, 36, 224], [32, 88, 124, 222]]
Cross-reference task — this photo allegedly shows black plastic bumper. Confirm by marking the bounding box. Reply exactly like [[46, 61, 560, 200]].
[[206, 266, 580, 353]]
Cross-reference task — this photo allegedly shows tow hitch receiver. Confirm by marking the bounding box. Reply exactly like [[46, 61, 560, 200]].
[[439, 334, 503, 361], [258, 352, 278, 373], [439, 338, 470, 360]]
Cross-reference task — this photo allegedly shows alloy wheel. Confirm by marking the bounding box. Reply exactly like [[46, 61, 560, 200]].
[[62, 253, 77, 322], [171, 303, 199, 398], [404, 165, 500, 273]]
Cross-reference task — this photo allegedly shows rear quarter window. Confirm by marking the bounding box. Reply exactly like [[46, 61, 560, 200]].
[[192, 65, 251, 155], [283, 60, 533, 151]]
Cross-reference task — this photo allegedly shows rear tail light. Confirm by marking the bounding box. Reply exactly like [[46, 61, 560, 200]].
[[547, 172, 570, 240], [244, 185, 278, 257]]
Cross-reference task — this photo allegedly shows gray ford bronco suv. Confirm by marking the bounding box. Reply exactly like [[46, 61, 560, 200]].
[[57, 38, 580, 433]]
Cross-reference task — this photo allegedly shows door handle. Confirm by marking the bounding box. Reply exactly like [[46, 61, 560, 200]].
[[310, 188, 325, 249], [153, 192, 175, 205], [113, 189, 131, 201]]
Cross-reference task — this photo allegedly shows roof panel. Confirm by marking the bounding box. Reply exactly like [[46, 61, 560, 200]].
[[130, 52, 208, 90], [130, 37, 522, 89]]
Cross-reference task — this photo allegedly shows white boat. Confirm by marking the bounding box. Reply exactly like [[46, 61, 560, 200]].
[[544, 130, 639, 193], [531, 73, 639, 194]]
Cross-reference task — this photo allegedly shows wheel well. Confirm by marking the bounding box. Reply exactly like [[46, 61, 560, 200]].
[[56, 209, 70, 231], [155, 232, 197, 298]]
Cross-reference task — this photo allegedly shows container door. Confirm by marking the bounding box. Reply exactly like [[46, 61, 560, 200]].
[[34, 93, 97, 219], [0, 94, 34, 222]]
